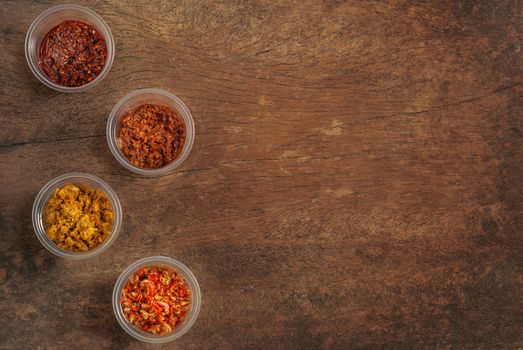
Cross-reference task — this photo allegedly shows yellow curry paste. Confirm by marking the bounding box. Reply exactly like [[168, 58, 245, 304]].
[[44, 183, 113, 251]]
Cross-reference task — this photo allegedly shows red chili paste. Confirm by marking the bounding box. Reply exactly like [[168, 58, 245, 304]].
[[39, 20, 107, 87]]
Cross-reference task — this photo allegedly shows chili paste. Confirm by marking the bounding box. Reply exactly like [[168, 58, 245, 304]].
[[121, 266, 191, 335], [39, 20, 107, 87], [118, 104, 187, 169]]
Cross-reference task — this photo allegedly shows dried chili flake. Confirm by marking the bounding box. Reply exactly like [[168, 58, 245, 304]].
[[39, 20, 107, 87], [121, 266, 191, 335], [44, 184, 114, 252], [118, 104, 186, 169]]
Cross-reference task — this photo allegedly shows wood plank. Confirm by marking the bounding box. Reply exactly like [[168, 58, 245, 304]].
[[1, 0, 522, 348]]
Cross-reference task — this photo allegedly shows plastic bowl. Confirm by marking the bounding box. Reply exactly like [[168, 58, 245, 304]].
[[25, 4, 115, 92], [112, 256, 201, 343], [32, 172, 122, 259], [106, 88, 195, 176]]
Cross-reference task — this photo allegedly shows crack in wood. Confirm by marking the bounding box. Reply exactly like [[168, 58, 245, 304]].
[[0, 134, 105, 149]]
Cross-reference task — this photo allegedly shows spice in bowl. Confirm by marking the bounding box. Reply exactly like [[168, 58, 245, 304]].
[[118, 104, 187, 169], [39, 20, 107, 87], [44, 183, 114, 252], [121, 266, 191, 335]]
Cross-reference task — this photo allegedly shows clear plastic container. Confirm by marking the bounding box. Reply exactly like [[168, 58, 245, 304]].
[[25, 4, 115, 92], [112, 256, 201, 343], [32, 172, 122, 259], [106, 88, 195, 176]]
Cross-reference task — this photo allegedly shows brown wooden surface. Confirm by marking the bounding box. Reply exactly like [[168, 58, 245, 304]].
[[1, 1, 522, 349]]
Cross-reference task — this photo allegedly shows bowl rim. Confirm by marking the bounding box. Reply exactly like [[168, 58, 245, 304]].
[[24, 4, 115, 93], [32, 172, 122, 259], [112, 256, 201, 343], [106, 88, 195, 177]]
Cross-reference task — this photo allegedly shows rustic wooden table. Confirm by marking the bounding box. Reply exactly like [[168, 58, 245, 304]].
[[1, 1, 522, 349]]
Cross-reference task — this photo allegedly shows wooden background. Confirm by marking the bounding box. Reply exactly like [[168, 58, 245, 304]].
[[1, 0, 522, 349]]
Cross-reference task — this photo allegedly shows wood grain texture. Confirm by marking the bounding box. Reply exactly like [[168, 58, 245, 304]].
[[1, 0, 522, 349]]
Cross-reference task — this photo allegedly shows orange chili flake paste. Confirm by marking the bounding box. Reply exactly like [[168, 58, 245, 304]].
[[39, 20, 107, 87], [121, 266, 191, 335], [118, 104, 186, 169]]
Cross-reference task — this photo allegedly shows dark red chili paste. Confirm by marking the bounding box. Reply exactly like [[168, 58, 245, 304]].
[[39, 20, 107, 87]]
